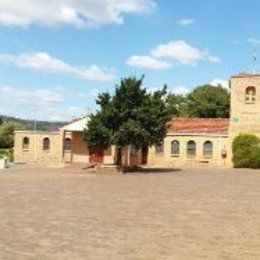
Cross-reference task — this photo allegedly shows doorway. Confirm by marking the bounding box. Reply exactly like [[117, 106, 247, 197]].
[[89, 147, 104, 164]]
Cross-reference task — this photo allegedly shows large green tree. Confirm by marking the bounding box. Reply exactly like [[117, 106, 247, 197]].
[[85, 76, 171, 165], [0, 121, 25, 149], [185, 85, 230, 118], [166, 84, 230, 118]]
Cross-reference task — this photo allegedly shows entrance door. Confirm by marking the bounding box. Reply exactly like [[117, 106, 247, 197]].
[[89, 147, 104, 164]]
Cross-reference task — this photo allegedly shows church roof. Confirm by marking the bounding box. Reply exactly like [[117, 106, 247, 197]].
[[168, 118, 230, 135], [61, 116, 89, 131]]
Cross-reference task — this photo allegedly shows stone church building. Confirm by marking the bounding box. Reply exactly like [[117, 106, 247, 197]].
[[14, 74, 260, 168]]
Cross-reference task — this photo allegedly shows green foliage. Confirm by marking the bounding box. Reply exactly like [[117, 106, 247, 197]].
[[84, 113, 111, 148], [0, 149, 14, 161], [249, 148, 260, 169], [8, 149, 14, 162], [0, 149, 8, 160], [0, 121, 25, 149], [85, 76, 171, 160], [232, 134, 260, 168], [166, 93, 188, 117], [186, 85, 230, 118], [166, 84, 230, 118]]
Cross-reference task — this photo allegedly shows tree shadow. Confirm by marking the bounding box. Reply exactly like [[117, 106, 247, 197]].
[[136, 167, 182, 174]]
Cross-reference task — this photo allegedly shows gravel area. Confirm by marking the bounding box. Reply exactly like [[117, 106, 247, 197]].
[[0, 167, 260, 259]]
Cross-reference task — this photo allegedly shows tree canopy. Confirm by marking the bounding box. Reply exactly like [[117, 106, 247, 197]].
[[85, 76, 171, 164], [166, 84, 230, 118], [0, 121, 25, 149]]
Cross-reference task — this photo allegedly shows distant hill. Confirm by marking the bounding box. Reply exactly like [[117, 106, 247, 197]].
[[0, 115, 67, 131]]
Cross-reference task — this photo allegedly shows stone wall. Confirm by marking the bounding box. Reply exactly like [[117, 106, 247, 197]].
[[230, 74, 260, 136], [147, 134, 230, 168], [71, 131, 115, 164], [71, 131, 89, 163], [14, 131, 63, 166]]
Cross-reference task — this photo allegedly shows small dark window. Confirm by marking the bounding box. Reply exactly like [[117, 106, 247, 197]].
[[155, 142, 164, 154], [245, 86, 256, 104], [43, 138, 50, 151], [203, 141, 213, 158], [22, 137, 29, 150], [64, 138, 72, 151], [171, 140, 180, 156], [187, 141, 196, 157]]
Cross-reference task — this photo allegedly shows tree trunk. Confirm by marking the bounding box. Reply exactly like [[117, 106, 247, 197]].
[[115, 147, 122, 166]]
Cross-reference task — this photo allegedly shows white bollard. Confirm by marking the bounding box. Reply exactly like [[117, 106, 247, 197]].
[[0, 158, 7, 169]]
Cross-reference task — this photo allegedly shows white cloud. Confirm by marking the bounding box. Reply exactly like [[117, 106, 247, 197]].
[[0, 52, 116, 82], [0, 85, 64, 105], [207, 55, 221, 63], [147, 86, 189, 96], [178, 18, 195, 26], [247, 38, 260, 45], [151, 40, 220, 65], [0, 85, 88, 121], [126, 55, 172, 70], [210, 79, 229, 89], [126, 40, 220, 70], [0, 0, 155, 28], [168, 86, 190, 95]]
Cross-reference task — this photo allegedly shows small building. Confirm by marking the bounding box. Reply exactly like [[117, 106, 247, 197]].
[[148, 118, 230, 168], [14, 74, 260, 168], [14, 117, 115, 167]]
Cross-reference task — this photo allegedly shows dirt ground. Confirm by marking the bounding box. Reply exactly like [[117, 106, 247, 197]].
[[0, 166, 260, 259]]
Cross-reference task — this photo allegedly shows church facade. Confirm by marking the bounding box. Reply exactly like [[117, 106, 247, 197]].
[[14, 74, 260, 168]]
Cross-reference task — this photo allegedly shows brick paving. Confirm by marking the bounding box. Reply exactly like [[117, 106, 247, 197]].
[[0, 167, 260, 259]]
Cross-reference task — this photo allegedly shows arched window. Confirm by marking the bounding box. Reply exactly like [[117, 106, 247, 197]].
[[155, 142, 164, 154], [64, 138, 72, 151], [22, 137, 29, 150], [43, 137, 50, 151], [245, 86, 256, 104], [203, 141, 213, 158], [187, 141, 196, 157], [171, 140, 180, 156]]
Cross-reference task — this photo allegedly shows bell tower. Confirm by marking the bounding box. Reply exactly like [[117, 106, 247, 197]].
[[230, 74, 260, 137]]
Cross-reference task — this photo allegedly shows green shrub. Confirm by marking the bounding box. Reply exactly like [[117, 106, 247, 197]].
[[249, 148, 260, 169], [8, 149, 14, 162], [232, 134, 260, 168], [0, 149, 13, 161]]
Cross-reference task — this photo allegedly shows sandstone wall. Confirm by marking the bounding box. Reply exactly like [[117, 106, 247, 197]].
[[147, 134, 230, 168], [14, 131, 63, 166]]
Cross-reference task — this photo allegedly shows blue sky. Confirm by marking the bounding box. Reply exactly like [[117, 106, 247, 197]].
[[0, 0, 259, 121]]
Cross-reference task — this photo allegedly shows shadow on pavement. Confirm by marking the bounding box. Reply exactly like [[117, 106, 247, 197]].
[[136, 167, 182, 174]]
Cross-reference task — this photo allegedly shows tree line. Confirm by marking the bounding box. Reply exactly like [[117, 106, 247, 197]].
[[166, 84, 230, 118], [0, 117, 65, 149]]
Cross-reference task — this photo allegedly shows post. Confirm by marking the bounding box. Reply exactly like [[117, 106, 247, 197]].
[[34, 119, 37, 162]]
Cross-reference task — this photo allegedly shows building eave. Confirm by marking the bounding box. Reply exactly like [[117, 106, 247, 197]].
[[166, 132, 229, 137]]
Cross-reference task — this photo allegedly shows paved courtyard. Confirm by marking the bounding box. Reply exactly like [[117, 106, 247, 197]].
[[0, 167, 260, 259]]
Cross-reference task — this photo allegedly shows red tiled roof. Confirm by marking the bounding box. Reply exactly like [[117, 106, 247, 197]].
[[167, 118, 230, 135]]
